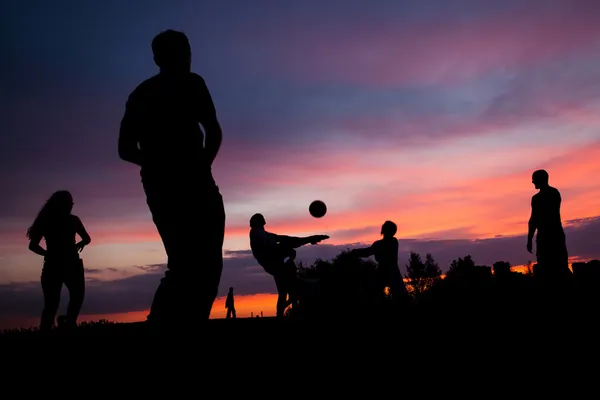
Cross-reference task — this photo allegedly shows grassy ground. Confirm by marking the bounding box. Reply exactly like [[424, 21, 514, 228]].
[[0, 305, 592, 339]]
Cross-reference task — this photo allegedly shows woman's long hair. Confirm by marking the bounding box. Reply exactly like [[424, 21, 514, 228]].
[[26, 190, 73, 240]]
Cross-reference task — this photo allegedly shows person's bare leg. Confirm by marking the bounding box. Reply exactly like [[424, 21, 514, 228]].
[[274, 273, 289, 318], [276, 292, 288, 317], [64, 261, 85, 329], [40, 268, 62, 332]]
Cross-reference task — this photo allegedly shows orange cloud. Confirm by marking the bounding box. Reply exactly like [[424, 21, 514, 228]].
[[3, 138, 598, 256], [222, 140, 600, 247], [59, 138, 600, 251]]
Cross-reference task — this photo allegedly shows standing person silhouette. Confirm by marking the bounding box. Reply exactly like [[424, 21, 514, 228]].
[[118, 30, 225, 332], [249, 213, 329, 318], [527, 169, 570, 282], [350, 221, 409, 312], [225, 287, 236, 319], [26, 191, 91, 332]]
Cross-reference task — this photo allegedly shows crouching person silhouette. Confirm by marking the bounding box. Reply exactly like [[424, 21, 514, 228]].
[[26, 191, 91, 332], [249, 213, 329, 318], [350, 221, 409, 314]]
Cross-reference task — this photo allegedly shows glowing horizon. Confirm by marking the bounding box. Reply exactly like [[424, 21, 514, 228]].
[[2, 0, 600, 330]]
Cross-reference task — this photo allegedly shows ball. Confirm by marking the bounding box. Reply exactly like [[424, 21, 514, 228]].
[[309, 200, 327, 218]]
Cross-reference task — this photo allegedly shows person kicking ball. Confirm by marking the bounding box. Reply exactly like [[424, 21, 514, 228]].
[[249, 213, 329, 318]]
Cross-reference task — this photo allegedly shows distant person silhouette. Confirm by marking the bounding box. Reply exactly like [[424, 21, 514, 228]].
[[225, 287, 236, 319], [527, 169, 570, 281], [26, 191, 91, 332], [350, 221, 409, 310], [118, 30, 225, 331], [249, 213, 329, 318]]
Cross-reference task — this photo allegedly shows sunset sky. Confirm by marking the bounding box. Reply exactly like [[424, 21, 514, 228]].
[[1, 0, 599, 329]]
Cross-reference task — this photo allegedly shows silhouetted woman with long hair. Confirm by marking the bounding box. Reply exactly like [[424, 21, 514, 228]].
[[26, 190, 91, 332]]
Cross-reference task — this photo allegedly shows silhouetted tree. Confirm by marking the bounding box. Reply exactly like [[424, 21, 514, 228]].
[[295, 250, 379, 320], [493, 261, 511, 278], [405, 252, 426, 296], [331, 250, 378, 311], [424, 253, 442, 283], [405, 252, 441, 299], [447, 255, 476, 279]]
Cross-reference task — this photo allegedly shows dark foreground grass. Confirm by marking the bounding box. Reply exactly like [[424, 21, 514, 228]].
[[1, 305, 594, 341], [0, 310, 593, 393]]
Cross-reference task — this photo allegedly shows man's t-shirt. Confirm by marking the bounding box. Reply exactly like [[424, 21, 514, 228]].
[[370, 236, 399, 272], [250, 229, 278, 268], [531, 186, 564, 241], [122, 72, 217, 190]]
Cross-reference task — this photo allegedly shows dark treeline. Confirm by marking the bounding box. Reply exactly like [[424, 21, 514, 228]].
[[292, 250, 600, 322], [3, 251, 598, 337]]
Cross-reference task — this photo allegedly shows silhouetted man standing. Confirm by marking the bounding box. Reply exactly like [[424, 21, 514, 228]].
[[527, 169, 570, 282], [225, 287, 236, 319], [118, 30, 225, 332]]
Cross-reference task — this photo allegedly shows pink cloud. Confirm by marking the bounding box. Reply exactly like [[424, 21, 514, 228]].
[[239, 1, 600, 86], [217, 139, 600, 245], [3, 136, 597, 253], [352, 140, 600, 237]]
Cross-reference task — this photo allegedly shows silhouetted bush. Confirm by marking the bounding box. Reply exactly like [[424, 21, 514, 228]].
[[3, 255, 600, 336]]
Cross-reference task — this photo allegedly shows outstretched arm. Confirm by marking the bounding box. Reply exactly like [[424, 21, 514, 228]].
[[118, 94, 143, 166], [350, 246, 374, 258], [197, 76, 222, 166], [28, 232, 47, 257], [274, 234, 329, 249], [75, 217, 91, 252]]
